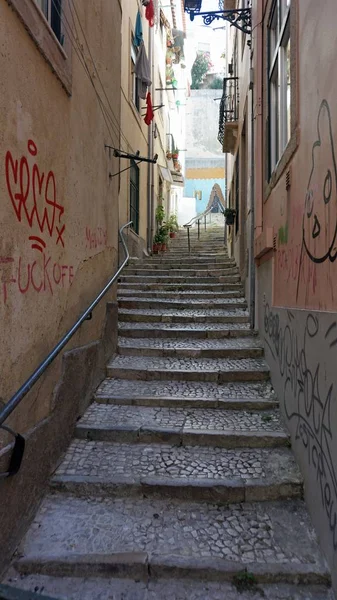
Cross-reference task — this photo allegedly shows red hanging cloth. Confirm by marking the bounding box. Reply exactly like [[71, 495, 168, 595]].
[[144, 92, 154, 125], [145, 0, 155, 27]]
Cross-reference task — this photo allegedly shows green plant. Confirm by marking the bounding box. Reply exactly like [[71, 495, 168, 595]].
[[224, 207, 236, 217], [167, 214, 179, 233], [191, 51, 213, 89], [153, 232, 162, 244], [232, 570, 260, 593], [156, 204, 165, 224], [261, 414, 273, 423]]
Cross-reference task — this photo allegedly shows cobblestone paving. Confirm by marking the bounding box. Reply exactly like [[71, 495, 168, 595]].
[[118, 290, 242, 297], [4, 575, 333, 600], [79, 404, 283, 432], [119, 308, 249, 319], [96, 378, 276, 400], [118, 296, 246, 305], [55, 441, 297, 482], [118, 337, 263, 350], [19, 495, 325, 568], [118, 321, 251, 331], [107, 355, 269, 372]]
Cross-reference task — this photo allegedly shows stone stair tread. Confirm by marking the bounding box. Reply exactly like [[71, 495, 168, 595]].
[[2, 576, 334, 600], [95, 378, 276, 405], [119, 308, 249, 318], [118, 290, 242, 297], [118, 297, 246, 305], [77, 404, 283, 433], [119, 321, 251, 331], [13, 495, 329, 584], [118, 337, 263, 350]]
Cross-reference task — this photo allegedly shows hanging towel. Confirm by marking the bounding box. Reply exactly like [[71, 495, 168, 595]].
[[135, 41, 152, 100], [144, 92, 154, 125], [134, 11, 143, 47], [145, 0, 155, 27]]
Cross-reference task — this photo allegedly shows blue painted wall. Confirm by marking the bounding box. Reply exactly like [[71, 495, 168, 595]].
[[184, 178, 226, 214]]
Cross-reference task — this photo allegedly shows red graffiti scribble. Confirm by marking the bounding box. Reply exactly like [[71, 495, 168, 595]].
[[5, 140, 65, 250], [0, 254, 74, 305], [85, 226, 107, 250]]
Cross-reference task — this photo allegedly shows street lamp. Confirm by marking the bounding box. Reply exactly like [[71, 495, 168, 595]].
[[183, 0, 252, 34]]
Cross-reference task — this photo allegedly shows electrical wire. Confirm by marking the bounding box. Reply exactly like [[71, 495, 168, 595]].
[[69, 0, 130, 149]]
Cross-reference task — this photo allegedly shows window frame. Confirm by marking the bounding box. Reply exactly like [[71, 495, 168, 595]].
[[131, 35, 140, 112], [264, 0, 298, 196], [7, 0, 72, 95], [268, 0, 291, 174], [130, 160, 140, 235]]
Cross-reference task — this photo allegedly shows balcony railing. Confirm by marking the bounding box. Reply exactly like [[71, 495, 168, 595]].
[[218, 77, 239, 153]]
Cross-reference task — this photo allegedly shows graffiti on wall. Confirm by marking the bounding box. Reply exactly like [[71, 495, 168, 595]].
[[264, 304, 337, 550], [5, 139, 65, 251], [274, 100, 337, 309], [85, 226, 107, 250]]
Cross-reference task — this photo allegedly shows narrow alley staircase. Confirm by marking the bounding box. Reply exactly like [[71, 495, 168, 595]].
[[3, 227, 333, 599]]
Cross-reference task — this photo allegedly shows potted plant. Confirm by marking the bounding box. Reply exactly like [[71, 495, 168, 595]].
[[155, 204, 165, 224], [152, 232, 161, 254], [158, 225, 169, 251], [166, 150, 172, 160], [224, 207, 236, 226], [167, 214, 179, 238], [172, 147, 179, 160]]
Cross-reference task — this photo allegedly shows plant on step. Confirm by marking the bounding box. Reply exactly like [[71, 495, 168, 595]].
[[167, 214, 179, 238], [158, 225, 169, 251], [224, 207, 236, 226], [232, 569, 260, 593], [152, 232, 162, 254], [172, 147, 179, 160], [156, 204, 165, 224]]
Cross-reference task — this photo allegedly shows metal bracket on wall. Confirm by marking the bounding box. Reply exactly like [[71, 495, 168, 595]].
[[106, 147, 158, 178]]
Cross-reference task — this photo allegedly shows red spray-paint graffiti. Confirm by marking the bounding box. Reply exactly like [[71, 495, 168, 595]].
[[85, 226, 107, 250], [0, 254, 74, 305], [5, 140, 65, 251]]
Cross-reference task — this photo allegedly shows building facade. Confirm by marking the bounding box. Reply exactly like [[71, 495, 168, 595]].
[[0, 0, 122, 574], [220, 0, 337, 590]]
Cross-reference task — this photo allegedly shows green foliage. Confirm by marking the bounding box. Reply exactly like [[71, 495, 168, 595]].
[[209, 77, 223, 89], [232, 570, 260, 593], [261, 414, 273, 423], [191, 52, 213, 89], [167, 214, 179, 233], [155, 204, 165, 223]]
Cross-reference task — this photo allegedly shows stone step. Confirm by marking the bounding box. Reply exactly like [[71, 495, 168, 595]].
[[106, 355, 269, 383], [125, 268, 238, 277], [95, 378, 278, 410], [118, 290, 243, 300], [75, 404, 287, 448], [142, 257, 234, 265], [117, 337, 264, 359], [2, 576, 334, 600], [118, 282, 243, 291], [118, 308, 250, 324], [13, 495, 329, 585], [118, 322, 254, 338], [52, 441, 300, 502], [118, 298, 247, 311], [119, 275, 241, 284], [129, 261, 236, 269]]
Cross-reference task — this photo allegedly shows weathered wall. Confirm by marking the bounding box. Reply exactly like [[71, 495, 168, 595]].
[[0, 0, 121, 573], [255, 0, 337, 589]]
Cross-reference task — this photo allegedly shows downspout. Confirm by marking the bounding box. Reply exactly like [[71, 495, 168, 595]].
[[147, 25, 154, 254], [249, 51, 255, 330]]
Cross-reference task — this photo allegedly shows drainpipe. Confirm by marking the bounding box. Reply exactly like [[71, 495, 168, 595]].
[[249, 54, 255, 330], [147, 26, 154, 254]]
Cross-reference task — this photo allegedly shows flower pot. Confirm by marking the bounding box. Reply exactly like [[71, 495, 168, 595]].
[[166, 152, 172, 160], [172, 153, 178, 160], [161, 243, 167, 252], [169, 232, 176, 238], [225, 214, 235, 226], [152, 243, 159, 254]]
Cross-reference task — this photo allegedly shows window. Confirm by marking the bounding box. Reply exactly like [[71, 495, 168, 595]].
[[130, 160, 140, 234], [131, 37, 140, 111], [35, 0, 63, 43], [268, 0, 291, 173]]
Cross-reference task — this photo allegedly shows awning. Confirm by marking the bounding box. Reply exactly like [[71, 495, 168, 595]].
[[159, 165, 174, 184], [170, 171, 184, 187]]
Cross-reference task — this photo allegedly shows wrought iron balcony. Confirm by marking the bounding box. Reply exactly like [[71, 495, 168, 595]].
[[218, 77, 239, 154]]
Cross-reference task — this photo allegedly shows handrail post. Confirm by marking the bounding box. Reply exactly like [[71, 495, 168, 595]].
[[204, 214, 206, 231], [187, 226, 190, 253], [197, 219, 200, 240]]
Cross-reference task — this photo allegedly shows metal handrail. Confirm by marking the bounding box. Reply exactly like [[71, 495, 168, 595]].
[[183, 198, 226, 253], [0, 221, 132, 477]]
